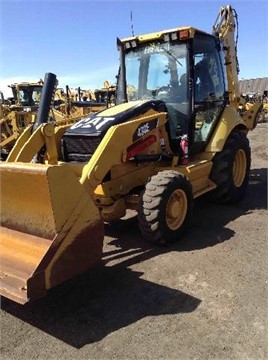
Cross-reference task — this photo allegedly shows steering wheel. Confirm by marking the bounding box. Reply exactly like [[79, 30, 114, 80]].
[[154, 86, 171, 99]]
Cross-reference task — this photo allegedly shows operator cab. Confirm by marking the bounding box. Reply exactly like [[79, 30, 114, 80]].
[[117, 28, 227, 154], [10, 84, 43, 107]]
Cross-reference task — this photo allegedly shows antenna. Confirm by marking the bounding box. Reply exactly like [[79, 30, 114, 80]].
[[130, 10, 135, 36]]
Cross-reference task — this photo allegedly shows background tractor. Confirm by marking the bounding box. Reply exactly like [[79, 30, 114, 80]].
[[0, 81, 44, 159]]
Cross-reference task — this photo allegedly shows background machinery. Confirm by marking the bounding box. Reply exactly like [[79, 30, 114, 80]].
[[0, 81, 43, 159], [0, 5, 262, 304], [53, 81, 116, 118], [0, 80, 115, 159]]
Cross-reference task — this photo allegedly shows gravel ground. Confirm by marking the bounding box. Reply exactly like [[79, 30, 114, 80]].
[[1, 121, 267, 360]]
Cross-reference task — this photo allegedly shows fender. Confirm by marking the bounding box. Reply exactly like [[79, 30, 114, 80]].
[[205, 105, 247, 152]]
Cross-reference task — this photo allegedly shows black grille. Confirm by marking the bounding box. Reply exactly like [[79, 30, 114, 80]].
[[62, 135, 102, 162]]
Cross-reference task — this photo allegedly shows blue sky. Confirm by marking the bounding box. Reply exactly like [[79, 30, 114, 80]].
[[0, 0, 267, 97]]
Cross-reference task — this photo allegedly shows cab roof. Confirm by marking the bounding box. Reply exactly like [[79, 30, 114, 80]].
[[9, 82, 43, 88], [121, 26, 210, 43]]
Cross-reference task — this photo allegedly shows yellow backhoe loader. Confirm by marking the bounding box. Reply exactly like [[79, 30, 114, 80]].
[[0, 81, 43, 159], [0, 5, 262, 304]]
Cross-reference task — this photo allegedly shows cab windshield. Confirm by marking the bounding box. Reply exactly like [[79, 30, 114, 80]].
[[17, 86, 43, 106], [124, 41, 189, 137], [125, 42, 188, 105]]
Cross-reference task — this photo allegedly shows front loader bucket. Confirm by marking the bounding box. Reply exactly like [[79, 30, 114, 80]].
[[0, 162, 104, 304]]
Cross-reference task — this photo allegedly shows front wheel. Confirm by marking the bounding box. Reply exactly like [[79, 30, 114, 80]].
[[210, 130, 251, 204], [138, 171, 193, 245]]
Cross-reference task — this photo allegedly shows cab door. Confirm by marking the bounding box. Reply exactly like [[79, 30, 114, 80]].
[[190, 33, 227, 153]]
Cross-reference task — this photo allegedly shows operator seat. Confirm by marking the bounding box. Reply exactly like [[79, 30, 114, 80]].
[[195, 59, 215, 101]]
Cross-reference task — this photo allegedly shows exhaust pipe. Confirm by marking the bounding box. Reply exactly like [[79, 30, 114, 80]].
[[32, 72, 57, 132]]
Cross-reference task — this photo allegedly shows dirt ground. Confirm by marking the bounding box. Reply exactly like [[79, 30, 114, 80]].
[[1, 121, 267, 360]]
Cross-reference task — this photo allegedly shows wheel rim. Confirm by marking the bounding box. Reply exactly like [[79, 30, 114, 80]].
[[233, 149, 247, 187], [166, 189, 187, 230]]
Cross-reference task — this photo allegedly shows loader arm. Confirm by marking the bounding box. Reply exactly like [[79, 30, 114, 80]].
[[6, 121, 72, 164], [79, 112, 168, 193]]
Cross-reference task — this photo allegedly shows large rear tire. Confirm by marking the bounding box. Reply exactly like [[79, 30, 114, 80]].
[[210, 130, 251, 204], [138, 170, 193, 245]]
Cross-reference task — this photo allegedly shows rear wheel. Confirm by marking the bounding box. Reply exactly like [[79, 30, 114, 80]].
[[138, 170, 193, 245], [210, 130, 251, 203]]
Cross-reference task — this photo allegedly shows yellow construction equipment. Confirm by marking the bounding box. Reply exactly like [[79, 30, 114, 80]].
[[0, 80, 113, 159], [0, 5, 262, 304], [0, 81, 44, 159], [51, 82, 117, 126]]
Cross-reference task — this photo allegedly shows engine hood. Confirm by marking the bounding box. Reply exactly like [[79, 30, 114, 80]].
[[61, 99, 167, 162], [64, 99, 166, 136]]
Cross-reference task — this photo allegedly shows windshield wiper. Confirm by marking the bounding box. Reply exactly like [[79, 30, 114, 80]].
[[162, 48, 183, 67]]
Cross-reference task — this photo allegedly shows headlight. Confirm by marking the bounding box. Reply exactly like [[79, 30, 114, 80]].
[[23, 107, 31, 112]]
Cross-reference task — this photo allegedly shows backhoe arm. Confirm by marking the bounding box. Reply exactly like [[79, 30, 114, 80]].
[[212, 5, 240, 108]]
